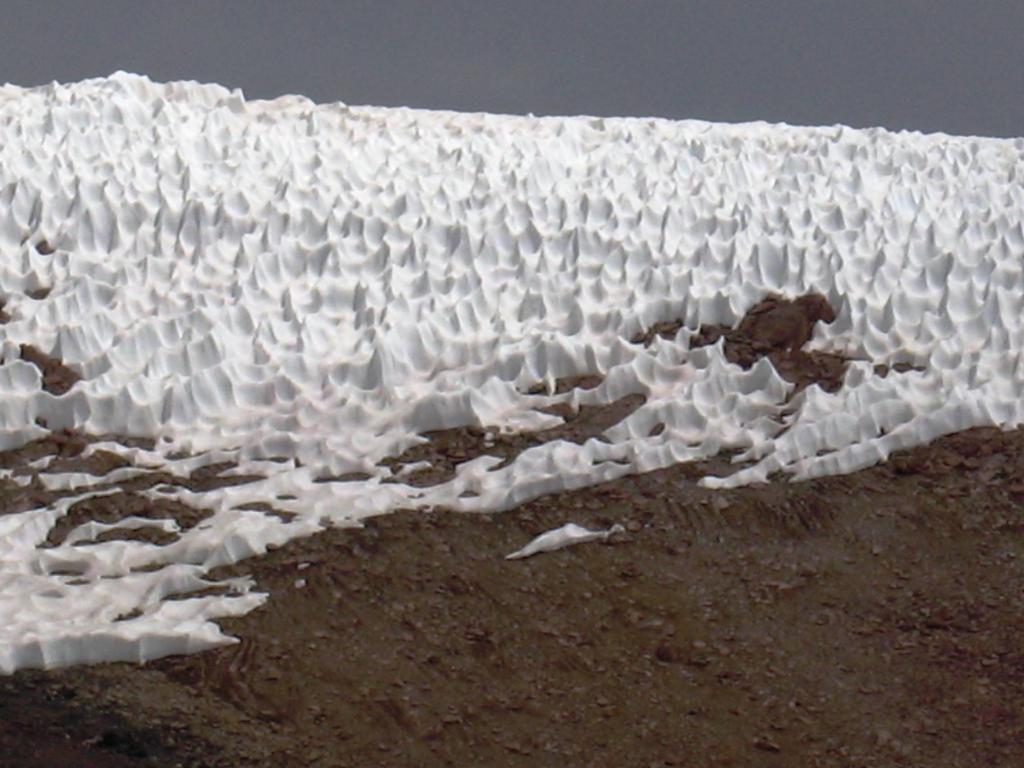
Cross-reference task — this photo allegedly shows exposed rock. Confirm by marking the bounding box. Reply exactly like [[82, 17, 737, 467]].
[[19, 343, 82, 395]]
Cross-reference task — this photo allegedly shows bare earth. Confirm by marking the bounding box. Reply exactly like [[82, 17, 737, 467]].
[[2, 297, 1023, 767]]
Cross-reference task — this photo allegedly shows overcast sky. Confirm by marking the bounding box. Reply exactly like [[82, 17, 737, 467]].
[[3, 1, 1023, 138]]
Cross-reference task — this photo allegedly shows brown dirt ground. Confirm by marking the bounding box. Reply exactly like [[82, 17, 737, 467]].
[[2, 426, 1023, 768], [19, 344, 80, 396], [2, 296, 1023, 767]]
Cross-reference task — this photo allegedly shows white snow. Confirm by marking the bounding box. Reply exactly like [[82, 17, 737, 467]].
[[0, 72, 1022, 672], [505, 523, 624, 560]]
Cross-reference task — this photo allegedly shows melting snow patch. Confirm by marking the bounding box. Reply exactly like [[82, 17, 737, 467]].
[[0, 71, 1022, 672], [505, 523, 625, 560]]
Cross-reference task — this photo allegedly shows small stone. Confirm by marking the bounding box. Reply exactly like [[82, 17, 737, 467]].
[[654, 641, 680, 663], [753, 736, 782, 753]]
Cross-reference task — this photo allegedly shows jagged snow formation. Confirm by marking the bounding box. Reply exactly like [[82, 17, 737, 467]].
[[0, 72, 1022, 672]]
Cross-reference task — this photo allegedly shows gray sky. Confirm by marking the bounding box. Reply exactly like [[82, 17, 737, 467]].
[[4, 1, 1023, 138]]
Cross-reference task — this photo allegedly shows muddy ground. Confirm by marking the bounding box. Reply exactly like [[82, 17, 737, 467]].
[[1, 296, 1023, 767]]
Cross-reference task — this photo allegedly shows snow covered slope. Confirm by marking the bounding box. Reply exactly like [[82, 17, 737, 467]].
[[0, 73, 1021, 672]]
